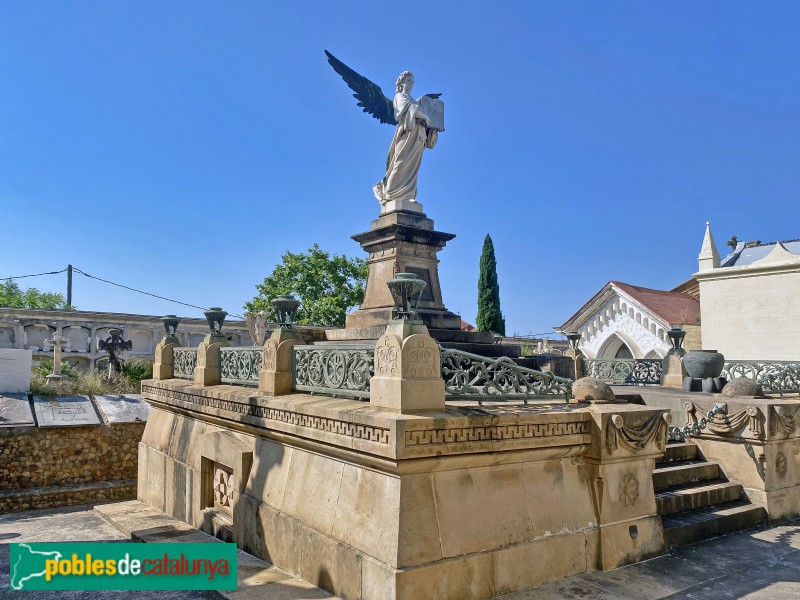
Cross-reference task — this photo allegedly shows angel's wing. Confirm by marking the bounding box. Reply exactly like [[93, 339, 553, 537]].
[[325, 50, 397, 126]]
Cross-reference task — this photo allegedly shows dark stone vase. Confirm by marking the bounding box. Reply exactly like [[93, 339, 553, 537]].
[[683, 350, 725, 379]]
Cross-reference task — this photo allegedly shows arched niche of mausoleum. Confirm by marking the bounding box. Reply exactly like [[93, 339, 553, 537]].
[[95, 356, 109, 373], [24, 324, 55, 350], [63, 325, 91, 353], [597, 333, 638, 360], [0, 322, 16, 348], [127, 328, 153, 354], [644, 349, 664, 359], [188, 332, 205, 347]]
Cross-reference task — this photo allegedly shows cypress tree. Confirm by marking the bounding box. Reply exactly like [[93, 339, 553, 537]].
[[476, 234, 505, 335]]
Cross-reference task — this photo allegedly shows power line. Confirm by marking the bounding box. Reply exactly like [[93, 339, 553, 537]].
[[2, 268, 68, 280]]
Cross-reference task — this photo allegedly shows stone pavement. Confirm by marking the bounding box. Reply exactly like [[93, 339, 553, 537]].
[[1, 503, 799, 599]]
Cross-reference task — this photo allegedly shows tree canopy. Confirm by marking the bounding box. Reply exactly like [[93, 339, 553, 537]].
[[476, 234, 505, 335], [244, 244, 367, 327], [0, 279, 73, 310]]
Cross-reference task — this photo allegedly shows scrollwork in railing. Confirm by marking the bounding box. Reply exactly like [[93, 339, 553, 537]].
[[173, 348, 197, 379], [721, 361, 800, 394], [668, 403, 728, 442], [583, 359, 662, 385], [293, 344, 374, 399], [440, 347, 572, 404], [220, 347, 262, 386]]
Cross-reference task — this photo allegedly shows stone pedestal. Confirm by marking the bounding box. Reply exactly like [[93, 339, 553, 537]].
[[369, 320, 445, 413], [194, 334, 228, 387], [152, 338, 179, 380], [564, 348, 585, 380], [258, 328, 301, 395], [346, 203, 461, 331], [660, 349, 686, 389]]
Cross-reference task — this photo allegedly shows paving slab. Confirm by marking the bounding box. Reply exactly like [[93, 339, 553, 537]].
[[31, 395, 101, 427], [0, 393, 34, 427], [94, 394, 151, 424]]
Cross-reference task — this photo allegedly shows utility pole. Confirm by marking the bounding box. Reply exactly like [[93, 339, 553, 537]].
[[66, 264, 73, 307]]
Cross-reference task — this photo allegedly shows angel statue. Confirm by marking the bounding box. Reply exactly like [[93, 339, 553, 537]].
[[325, 50, 444, 206]]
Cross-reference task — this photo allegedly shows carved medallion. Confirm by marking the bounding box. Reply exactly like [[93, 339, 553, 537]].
[[776, 451, 788, 480], [213, 466, 233, 509], [618, 472, 640, 507]]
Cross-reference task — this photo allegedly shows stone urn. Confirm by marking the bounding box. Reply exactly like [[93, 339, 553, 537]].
[[682, 350, 725, 379]]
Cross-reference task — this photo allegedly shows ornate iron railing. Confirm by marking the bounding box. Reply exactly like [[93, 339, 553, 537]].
[[292, 344, 374, 399], [721, 360, 800, 394], [440, 348, 572, 403], [220, 346, 262, 386], [173, 348, 197, 379], [583, 359, 662, 385]]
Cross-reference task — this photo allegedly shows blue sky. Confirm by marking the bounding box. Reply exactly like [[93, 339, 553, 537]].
[[1, 1, 798, 337]]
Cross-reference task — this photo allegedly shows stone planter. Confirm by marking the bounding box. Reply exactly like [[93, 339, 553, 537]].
[[683, 350, 724, 379]]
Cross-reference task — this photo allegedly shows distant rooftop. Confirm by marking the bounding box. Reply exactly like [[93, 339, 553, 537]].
[[720, 238, 800, 268]]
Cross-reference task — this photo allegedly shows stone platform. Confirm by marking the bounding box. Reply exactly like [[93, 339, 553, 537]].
[[138, 378, 671, 600]]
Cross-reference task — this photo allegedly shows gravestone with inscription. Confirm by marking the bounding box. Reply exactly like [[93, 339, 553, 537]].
[[94, 394, 151, 424], [0, 349, 33, 393], [32, 395, 101, 427], [0, 393, 35, 428]]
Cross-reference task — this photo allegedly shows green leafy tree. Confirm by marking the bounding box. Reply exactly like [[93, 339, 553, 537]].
[[0, 279, 74, 310], [244, 244, 367, 327], [476, 234, 505, 335]]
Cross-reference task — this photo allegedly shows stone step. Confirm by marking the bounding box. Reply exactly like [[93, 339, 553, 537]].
[[661, 501, 767, 548], [653, 461, 720, 491], [656, 480, 743, 516], [0, 479, 136, 514], [657, 442, 699, 464]]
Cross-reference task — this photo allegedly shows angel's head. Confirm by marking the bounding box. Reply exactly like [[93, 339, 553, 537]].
[[395, 71, 414, 93]]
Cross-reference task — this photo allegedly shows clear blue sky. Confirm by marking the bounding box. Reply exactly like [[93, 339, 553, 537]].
[[2, 1, 798, 337]]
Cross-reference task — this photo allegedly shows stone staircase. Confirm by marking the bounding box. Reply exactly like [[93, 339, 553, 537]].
[[655, 441, 767, 547]]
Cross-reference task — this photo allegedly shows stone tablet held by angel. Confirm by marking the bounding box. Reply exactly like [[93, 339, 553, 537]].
[[325, 50, 444, 206]]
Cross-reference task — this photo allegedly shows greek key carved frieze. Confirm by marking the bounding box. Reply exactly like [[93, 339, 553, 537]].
[[404, 420, 588, 446], [141, 384, 391, 444]]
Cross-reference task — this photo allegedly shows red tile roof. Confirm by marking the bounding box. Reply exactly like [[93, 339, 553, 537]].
[[612, 281, 700, 326], [460, 319, 476, 332]]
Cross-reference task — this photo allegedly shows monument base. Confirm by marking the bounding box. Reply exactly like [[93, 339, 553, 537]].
[[139, 379, 669, 600]]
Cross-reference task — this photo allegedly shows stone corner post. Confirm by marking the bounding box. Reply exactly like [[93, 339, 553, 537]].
[[258, 328, 301, 395], [369, 320, 445, 414], [194, 334, 228, 386], [583, 405, 671, 570]]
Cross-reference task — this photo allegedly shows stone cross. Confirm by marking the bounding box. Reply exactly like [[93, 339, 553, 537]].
[[97, 329, 132, 378], [43, 331, 70, 377]]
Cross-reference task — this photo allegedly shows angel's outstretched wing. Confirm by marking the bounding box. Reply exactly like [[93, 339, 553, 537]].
[[325, 50, 397, 126]]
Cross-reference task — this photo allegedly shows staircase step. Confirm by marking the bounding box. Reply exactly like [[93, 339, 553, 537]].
[[656, 480, 743, 515], [653, 461, 720, 491], [662, 502, 767, 548], [658, 442, 699, 464]]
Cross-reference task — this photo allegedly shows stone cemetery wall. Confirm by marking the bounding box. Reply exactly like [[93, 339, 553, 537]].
[[0, 393, 150, 513]]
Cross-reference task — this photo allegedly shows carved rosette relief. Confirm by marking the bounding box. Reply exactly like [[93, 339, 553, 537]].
[[618, 472, 640, 507], [374, 334, 401, 377], [213, 464, 234, 512], [263, 340, 277, 371], [776, 452, 788, 479], [402, 334, 438, 378]]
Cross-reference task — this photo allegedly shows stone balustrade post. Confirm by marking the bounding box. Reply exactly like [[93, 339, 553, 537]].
[[583, 405, 671, 569], [258, 328, 301, 395], [369, 319, 445, 413], [194, 334, 228, 386], [152, 337, 180, 380], [563, 349, 585, 380]]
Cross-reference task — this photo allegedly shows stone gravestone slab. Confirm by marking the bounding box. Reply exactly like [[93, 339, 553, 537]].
[[32, 396, 100, 427], [0, 349, 33, 393], [94, 394, 151, 424], [0, 393, 35, 428]]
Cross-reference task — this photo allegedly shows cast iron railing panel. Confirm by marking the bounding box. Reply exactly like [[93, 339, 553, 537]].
[[220, 346, 262, 386], [440, 347, 572, 403], [583, 359, 662, 385], [173, 347, 197, 379], [292, 344, 374, 399], [721, 360, 800, 394]]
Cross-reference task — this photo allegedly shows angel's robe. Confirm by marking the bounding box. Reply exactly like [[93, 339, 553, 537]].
[[373, 92, 437, 204]]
